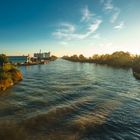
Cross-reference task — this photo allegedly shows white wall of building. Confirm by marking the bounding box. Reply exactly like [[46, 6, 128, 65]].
[[34, 52, 50, 59]]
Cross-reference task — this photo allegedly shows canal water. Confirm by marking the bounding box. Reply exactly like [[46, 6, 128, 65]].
[[0, 59, 140, 140]]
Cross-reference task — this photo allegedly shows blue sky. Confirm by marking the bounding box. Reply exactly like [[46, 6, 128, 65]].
[[0, 0, 140, 56]]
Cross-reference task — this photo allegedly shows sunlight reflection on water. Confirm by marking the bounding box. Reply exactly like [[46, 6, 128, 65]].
[[0, 59, 140, 140]]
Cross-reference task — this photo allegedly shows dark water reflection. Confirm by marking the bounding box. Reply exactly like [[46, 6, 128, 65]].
[[0, 59, 140, 140]]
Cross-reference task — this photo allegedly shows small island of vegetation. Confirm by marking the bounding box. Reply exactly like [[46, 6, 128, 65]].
[[0, 54, 23, 92], [62, 51, 140, 80]]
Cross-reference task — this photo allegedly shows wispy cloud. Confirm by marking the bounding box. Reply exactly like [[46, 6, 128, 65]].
[[88, 19, 102, 32], [53, 23, 75, 40], [104, 0, 114, 11], [110, 8, 120, 23], [53, 19, 102, 40], [58, 23, 75, 33], [53, 3, 103, 42], [81, 6, 95, 22], [102, 0, 121, 23], [114, 21, 125, 30]]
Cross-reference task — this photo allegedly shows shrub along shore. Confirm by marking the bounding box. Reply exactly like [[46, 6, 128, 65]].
[[0, 54, 22, 92], [62, 51, 140, 79]]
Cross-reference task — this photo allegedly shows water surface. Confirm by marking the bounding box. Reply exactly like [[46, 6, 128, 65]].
[[0, 59, 140, 140]]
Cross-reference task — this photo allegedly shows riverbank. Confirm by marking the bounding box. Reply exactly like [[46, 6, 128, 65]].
[[62, 52, 134, 68], [0, 64, 22, 92], [12, 55, 58, 66], [62, 51, 140, 79], [14, 61, 49, 66], [0, 59, 139, 140]]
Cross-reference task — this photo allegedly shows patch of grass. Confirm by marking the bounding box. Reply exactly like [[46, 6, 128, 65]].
[[0, 72, 11, 80], [0, 64, 22, 91], [0, 64, 17, 72], [0, 64, 18, 80]]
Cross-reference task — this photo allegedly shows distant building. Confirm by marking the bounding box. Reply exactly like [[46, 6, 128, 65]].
[[8, 56, 30, 63], [34, 52, 51, 60]]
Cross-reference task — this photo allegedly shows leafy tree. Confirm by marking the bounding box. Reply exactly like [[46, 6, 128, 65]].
[[79, 54, 85, 61], [0, 54, 9, 66], [50, 55, 58, 61], [62, 51, 134, 68]]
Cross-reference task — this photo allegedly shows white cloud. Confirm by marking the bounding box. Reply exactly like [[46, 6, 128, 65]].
[[53, 4, 103, 42], [104, 0, 114, 11], [102, 0, 121, 23], [114, 21, 125, 30], [58, 23, 75, 33], [54, 31, 88, 40], [81, 6, 95, 22], [53, 19, 102, 41], [52, 23, 75, 40], [88, 19, 102, 32], [110, 8, 120, 23]]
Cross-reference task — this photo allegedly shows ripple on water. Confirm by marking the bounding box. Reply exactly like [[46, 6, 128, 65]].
[[0, 59, 140, 140]]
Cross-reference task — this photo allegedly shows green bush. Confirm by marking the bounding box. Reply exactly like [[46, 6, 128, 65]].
[[62, 51, 135, 68], [1, 64, 15, 71], [0, 63, 19, 80], [0, 72, 11, 80], [0, 54, 9, 66]]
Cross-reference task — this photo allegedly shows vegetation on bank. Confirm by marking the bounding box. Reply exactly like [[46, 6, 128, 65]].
[[0, 54, 22, 91], [132, 56, 140, 79], [49, 55, 58, 61], [62, 51, 138, 68], [62, 51, 140, 79]]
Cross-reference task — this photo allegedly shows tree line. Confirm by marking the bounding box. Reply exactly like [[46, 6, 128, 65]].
[[62, 51, 140, 74]]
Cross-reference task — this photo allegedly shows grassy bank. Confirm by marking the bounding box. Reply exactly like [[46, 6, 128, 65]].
[[62, 52, 135, 68], [0, 54, 23, 92], [62, 51, 140, 79], [0, 64, 23, 91]]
